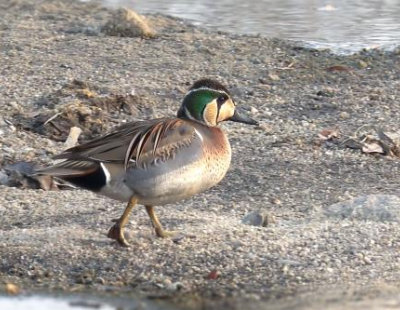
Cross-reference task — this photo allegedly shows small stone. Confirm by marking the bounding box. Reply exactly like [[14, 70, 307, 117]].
[[256, 123, 273, 134], [263, 56, 272, 64], [271, 197, 282, 205], [316, 87, 336, 97], [175, 86, 186, 94], [102, 8, 156, 38], [268, 73, 280, 81], [245, 293, 261, 301], [250, 106, 258, 115], [363, 256, 372, 265], [5, 283, 19, 295], [358, 60, 369, 69], [264, 214, 276, 225], [165, 282, 184, 292], [326, 267, 334, 273], [241, 210, 269, 227], [339, 111, 350, 119], [2, 146, 15, 155], [9, 101, 23, 112]]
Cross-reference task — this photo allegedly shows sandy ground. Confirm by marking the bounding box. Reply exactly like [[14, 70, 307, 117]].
[[2, 0, 400, 309]]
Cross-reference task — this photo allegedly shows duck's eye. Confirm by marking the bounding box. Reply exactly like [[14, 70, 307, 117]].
[[217, 96, 226, 105]]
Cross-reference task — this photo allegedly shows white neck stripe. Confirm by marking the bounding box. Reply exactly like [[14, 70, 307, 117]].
[[183, 87, 228, 99], [183, 106, 196, 121]]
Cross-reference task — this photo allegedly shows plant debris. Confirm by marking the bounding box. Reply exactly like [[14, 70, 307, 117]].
[[341, 126, 400, 157], [326, 65, 353, 73], [14, 80, 154, 143], [318, 127, 340, 141]]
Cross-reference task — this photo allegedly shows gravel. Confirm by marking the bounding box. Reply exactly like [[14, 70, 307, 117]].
[[324, 194, 400, 222], [1, 0, 400, 309]]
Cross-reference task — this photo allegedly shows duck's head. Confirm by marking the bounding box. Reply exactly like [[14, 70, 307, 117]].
[[177, 78, 258, 127]]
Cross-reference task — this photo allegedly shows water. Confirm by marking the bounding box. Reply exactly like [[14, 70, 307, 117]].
[[0, 294, 167, 310], [101, 0, 400, 54], [0, 296, 116, 310]]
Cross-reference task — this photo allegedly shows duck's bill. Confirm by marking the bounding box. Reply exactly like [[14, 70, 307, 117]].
[[229, 109, 259, 125]]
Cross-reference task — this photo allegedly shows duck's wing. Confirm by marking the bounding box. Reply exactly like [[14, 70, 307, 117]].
[[37, 118, 197, 177]]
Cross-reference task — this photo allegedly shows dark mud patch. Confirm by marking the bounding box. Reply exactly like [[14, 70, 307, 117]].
[[14, 80, 155, 142]]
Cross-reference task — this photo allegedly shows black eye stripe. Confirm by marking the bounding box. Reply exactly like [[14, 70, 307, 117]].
[[217, 95, 228, 106], [216, 95, 228, 122]]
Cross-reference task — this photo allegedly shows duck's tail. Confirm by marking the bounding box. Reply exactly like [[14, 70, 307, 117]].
[[35, 160, 106, 191]]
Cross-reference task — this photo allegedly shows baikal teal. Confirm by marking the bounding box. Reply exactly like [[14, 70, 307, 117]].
[[36, 78, 258, 246]]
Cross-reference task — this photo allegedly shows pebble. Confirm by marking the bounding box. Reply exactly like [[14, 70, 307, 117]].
[[250, 106, 259, 115], [165, 282, 184, 292], [241, 210, 270, 227], [8, 102, 23, 113], [95, 277, 106, 285], [316, 87, 336, 97], [5, 283, 19, 295], [2, 146, 15, 154], [256, 123, 273, 134], [271, 197, 282, 205], [268, 73, 280, 81], [358, 60, 369, 69], [339, 111, 350, 119]]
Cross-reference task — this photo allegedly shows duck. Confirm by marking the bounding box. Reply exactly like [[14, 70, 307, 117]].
[[36, 78, 258, 246]]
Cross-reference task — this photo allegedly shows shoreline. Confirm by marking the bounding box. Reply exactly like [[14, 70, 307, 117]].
[[101, 0, 400, 55]]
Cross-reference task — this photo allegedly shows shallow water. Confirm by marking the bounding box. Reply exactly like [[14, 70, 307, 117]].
[[0, 295, 165, 310], [0, 296, 115, 310], [101, 0, 400, 54]]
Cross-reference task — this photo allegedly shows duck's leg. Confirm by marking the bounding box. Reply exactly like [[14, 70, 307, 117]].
[[107, 197, 138, 246], [145, 205, 177, 238]]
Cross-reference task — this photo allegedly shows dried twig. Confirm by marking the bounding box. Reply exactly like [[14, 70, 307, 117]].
[[43, 112, 62, 125]]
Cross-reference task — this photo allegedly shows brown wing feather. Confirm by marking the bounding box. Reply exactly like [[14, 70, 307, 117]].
[[36, 160, 98, 177], [52, 118, 196, 170]]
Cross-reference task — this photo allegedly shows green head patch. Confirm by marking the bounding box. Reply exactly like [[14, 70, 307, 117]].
[[181, 89, 224, 121]]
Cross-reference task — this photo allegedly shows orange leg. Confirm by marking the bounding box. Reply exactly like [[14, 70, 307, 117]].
[[107, 197, 138, 246], [145, 205, 177, 238]]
